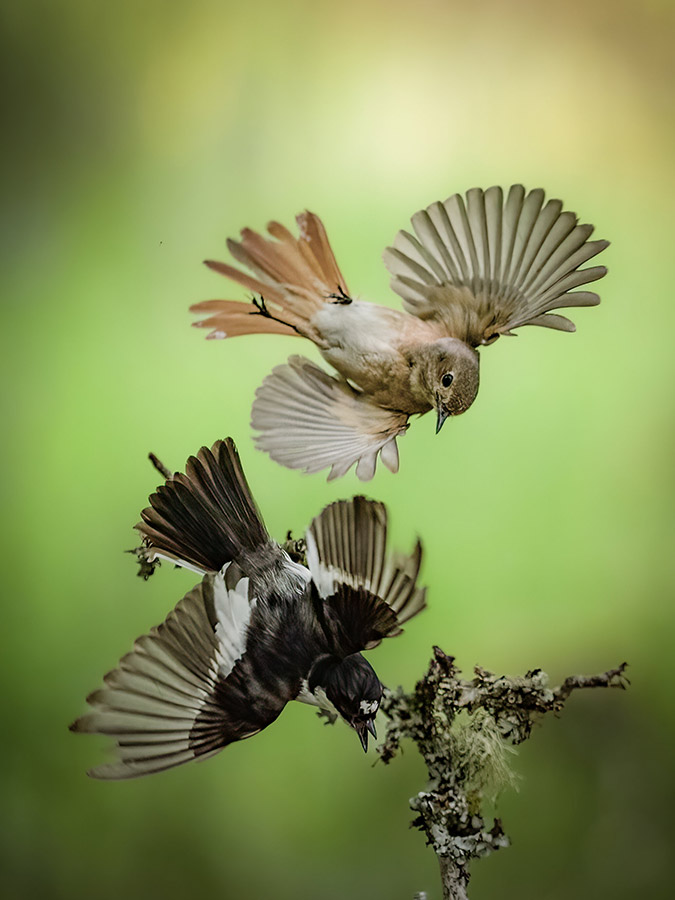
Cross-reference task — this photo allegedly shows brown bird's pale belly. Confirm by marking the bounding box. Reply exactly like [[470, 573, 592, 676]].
[[312, 301, 437, 414]]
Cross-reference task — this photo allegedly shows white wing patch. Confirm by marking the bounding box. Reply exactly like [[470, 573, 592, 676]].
[[303, 533, 338, 598], [212, 569, 255, 680]]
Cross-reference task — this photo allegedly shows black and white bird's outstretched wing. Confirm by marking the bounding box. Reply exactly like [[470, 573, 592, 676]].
[[70, 571, 292, 780], [305, 496, 426, 651], [137, 438, 269, 574], [383, 184, 609, 347]]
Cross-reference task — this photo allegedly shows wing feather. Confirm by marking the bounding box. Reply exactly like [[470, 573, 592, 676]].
[[251, 356, 408, 481], [383, 184, 608, 345], [305, 497, 426, 650], [69, 573, 284, 780]]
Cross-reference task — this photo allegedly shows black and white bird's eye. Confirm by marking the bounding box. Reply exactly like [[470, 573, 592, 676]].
[[441, 372, 454, 388]]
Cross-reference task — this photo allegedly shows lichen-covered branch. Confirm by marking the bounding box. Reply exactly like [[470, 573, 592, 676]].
[[377, 648, 629, 900]]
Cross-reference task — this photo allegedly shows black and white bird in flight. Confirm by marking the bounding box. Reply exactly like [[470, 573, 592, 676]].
[[191, 185, 609, 480], [70, 439, 426, 779]]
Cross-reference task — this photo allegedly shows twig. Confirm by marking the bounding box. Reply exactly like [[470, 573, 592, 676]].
[[148, 452, 173, 480], [126, 453, 174, 579]]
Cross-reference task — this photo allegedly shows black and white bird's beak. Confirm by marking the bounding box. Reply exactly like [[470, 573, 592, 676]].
[[354, 718, 378, 752], [435, 403, 450, 434]]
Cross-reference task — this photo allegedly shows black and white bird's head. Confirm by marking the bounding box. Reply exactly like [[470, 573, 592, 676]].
[[308, 653, 383, 751]]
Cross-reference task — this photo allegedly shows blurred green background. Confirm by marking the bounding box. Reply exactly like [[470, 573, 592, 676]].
[[2, 1, 673, 897]]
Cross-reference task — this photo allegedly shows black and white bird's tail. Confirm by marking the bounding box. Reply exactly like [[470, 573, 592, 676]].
[[138, 439, 269, 574]]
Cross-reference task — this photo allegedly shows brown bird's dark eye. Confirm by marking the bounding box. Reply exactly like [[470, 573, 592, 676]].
[[441, 373, 454, 388]]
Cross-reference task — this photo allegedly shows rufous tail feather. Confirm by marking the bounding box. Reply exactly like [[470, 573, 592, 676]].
[[191, 211, 348, 342]]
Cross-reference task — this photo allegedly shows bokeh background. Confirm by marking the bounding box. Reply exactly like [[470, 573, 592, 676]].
[[2, 1, 674, 897]]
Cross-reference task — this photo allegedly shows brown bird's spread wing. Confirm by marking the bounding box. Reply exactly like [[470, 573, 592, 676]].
[[70, 573, 290, 780], [251, 355, 409, 482], [383, 185, 609, 347], [305, 496, 426, 650]]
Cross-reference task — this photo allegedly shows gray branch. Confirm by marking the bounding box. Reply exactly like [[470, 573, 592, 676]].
[[377, 648, 629, 900]]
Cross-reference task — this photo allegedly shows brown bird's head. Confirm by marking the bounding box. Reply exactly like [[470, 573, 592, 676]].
[[409, 338, 480, 433]]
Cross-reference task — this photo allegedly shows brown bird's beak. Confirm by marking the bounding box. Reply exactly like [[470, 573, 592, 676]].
[[435, 404, 450, 434]]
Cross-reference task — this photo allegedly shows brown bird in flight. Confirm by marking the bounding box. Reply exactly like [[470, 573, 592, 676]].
[[191, 185, 608, 480]]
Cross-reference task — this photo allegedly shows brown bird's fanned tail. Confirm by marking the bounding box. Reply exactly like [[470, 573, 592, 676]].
[[137, 439, 269, 573], [188, 297, 297, 340], [383, 184, 609, 346], [251, 355, 409, 482], [305, 496, 427, 650], [191, 212, 349, 342]]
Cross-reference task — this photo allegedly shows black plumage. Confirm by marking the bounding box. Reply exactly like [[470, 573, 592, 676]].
[[71, 440, 426, 778], [139, 439, 268, 574]]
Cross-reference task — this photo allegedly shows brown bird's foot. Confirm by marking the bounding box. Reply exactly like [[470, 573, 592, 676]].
[[250, 294, 303, 334], [326, 284, 353, 305]]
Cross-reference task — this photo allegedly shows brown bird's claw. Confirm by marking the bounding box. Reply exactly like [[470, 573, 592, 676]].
[[326, 284, 353, 305], [250, 294, 302, 335]]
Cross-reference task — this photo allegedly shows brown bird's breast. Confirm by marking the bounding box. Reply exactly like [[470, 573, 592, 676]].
[[313, 301, 440, 415]]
